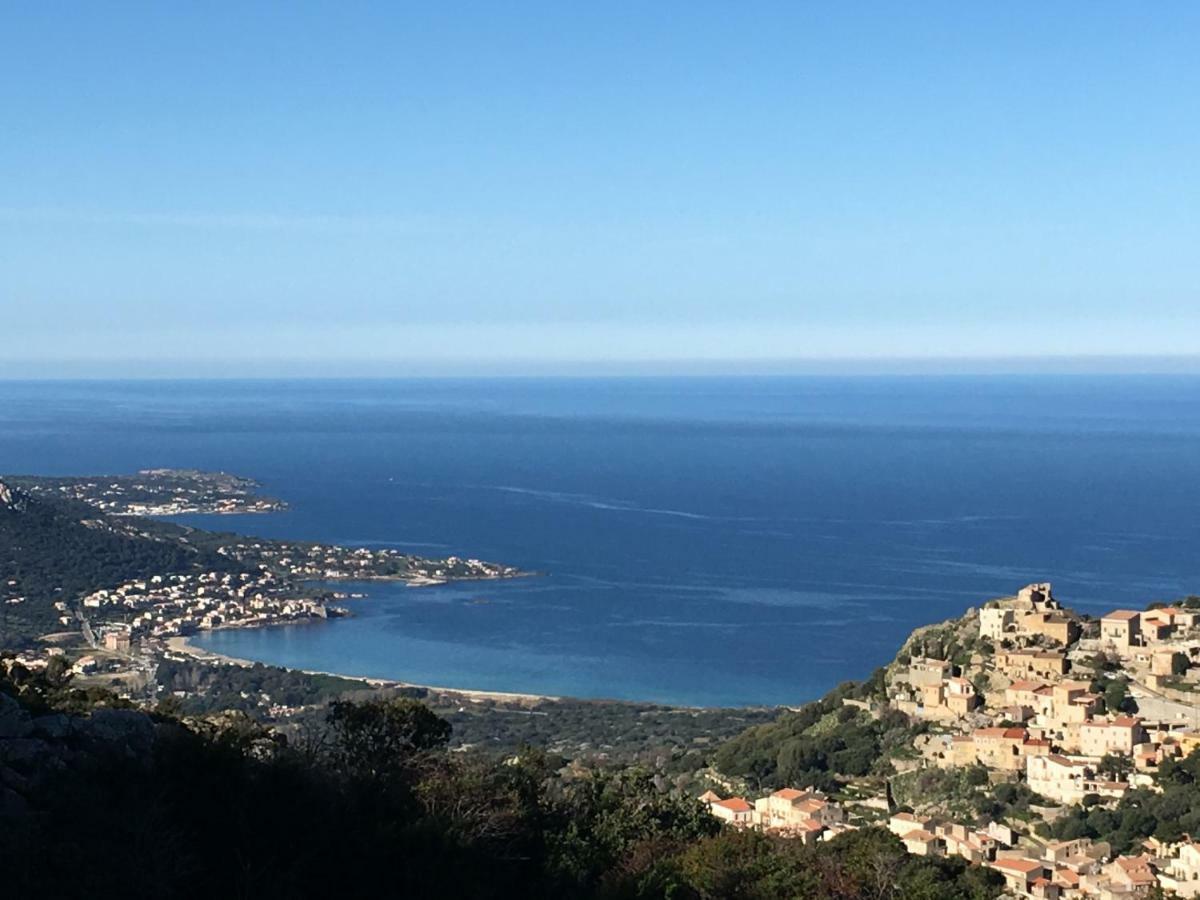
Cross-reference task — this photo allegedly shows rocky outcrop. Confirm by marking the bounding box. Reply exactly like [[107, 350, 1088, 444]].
[[0, 479, 27, 512], [0, 691, 161, 817]]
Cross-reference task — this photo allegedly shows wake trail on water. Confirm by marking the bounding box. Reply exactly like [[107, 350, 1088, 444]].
[[487, 484, 763, 522]]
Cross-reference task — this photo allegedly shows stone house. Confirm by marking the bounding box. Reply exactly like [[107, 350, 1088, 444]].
[[754, 788, 843, 833], [1158, 841, 1200, 897], [907, 657, 953, 688], [900, 829, 942, 857], [997, 649, 1069, 679], [1079, 717, 1147, 759], [973, 727, 1051, 771], [1026, 754, 1129, 807], [1100, 611, 1141, 650], [991, 857, 1049, 896], [707, 796, 754, 826]]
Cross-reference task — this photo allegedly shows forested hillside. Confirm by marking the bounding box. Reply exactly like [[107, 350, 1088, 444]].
[[0, 480, 237, 644], [711, 670, 924, 791]]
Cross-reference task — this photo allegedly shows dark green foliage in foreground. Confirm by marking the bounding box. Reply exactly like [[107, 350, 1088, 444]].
[[0, 672, 1001, 900], [641, 826, 1001, 900], [712, 677, 919, 790], [1048, 749, 1200, 853]]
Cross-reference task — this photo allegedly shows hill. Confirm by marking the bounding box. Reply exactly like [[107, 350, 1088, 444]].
[[0, 471, 523, 650], [0, 480, 238, 644]]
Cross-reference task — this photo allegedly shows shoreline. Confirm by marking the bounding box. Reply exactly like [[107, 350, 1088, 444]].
[[165, 634, 561, 704], [157, 571, 557, 706]]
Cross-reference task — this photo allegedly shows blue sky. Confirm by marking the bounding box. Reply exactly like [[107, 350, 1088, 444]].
[[2, 3, 1198, 374]]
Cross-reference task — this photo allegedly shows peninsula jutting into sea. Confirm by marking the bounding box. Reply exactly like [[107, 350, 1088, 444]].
[[8, 3, 1199, 896], [7, 460, 1200, 898], [1, 468, 524, 668]]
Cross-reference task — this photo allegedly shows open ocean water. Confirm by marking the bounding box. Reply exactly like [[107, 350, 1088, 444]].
[[2, 376, 1198, 706]]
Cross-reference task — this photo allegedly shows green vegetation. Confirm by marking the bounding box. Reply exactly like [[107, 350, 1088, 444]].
[[0, 668, 1002, 899], [1097, 753, 1133, 781], [9, 469, 284, 513], [152, 658, 781, 770], [155, 658, 371, 715], [711, 677, 919, 791], [891, 767, 1047, 823], [1048, 749, 1200, 853], [0, 483, 241, 644], [903, 621, 987, 668], [1087, 672, 1134, 714], [436, 695, 779, 768]]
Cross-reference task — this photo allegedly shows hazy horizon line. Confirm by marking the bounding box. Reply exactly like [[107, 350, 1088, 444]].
[[2, 353, 1200, 381]]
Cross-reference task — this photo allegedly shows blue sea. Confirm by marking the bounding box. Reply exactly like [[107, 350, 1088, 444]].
[[2, 376, 1198, 706]]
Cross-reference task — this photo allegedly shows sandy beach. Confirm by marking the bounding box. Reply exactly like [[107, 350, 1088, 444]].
[[165, 634, 557, 705]]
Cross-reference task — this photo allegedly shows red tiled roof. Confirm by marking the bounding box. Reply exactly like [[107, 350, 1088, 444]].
[[772, 788, 806, 800], [1103, 610, 1141, 621], [1114, 854, 1156, 884], [975, 727, 1027, 740], [712, 797, 752, 813], [992, 858, 1044, 874], [1008, 680, 1043, 692], [903, 829, 937, 842]]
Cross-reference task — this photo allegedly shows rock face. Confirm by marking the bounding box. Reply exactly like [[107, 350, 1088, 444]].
[[0, 692, 33, 739], [0, 691, 162, 818]]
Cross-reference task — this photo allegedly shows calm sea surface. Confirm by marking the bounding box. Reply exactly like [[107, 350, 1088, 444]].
[[2, 376, 1198, 706]]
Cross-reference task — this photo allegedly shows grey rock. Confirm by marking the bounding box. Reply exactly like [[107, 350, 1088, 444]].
[[0, 738, 49, 767], [85, 708, 156, 754], [0, 693, 34, 739], [0, 763, 31, 793], [32, 713, 72, 740], [0, 785, 29, 817]]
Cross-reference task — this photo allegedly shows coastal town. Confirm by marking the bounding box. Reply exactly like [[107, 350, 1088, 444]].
[[10, 468, 290, 516], [0, 470, 524, 715], [13, 541, 523, 711], [699, 583, 1200, 899], [7, 468, 1200, 896]]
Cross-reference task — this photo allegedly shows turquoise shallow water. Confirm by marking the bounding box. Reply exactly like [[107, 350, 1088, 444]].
[[2, 376, 1199, 705]]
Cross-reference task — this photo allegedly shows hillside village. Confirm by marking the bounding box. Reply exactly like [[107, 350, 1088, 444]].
[[7, 472, 1200, 897], [700, 583, 1200, 899]]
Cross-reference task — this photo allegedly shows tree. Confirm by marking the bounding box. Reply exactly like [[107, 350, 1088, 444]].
[[327, 696, 451, 779], [1104, 679, 1129, 714], [1098, 753, 1132, 781], [965, 765, 989, 786], [44, 654, 72, 686]]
